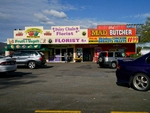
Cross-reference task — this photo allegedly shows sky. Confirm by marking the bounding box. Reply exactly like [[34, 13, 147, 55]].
[[0, 0, 150, 43]]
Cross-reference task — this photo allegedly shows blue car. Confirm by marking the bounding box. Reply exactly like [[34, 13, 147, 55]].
[[116, 52, 150, 91]]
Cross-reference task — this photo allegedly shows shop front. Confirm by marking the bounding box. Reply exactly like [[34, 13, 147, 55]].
[[6, 25, 138, 63], [75, 43, 136, 62], [87, 24, 138, 62], [6, 26, 89, 63], [47, 45, 74, 62]]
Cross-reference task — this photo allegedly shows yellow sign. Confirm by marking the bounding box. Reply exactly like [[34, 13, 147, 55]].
[[35, 110, 81, 113], [25, 28, 43, 38], [88, 37, 98, 43], [91, 30, 108, 36], [126, 36, 138, 43], [88, 36, 139, 44]]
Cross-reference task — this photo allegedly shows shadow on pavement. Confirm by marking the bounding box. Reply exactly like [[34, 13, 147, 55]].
[[0, 72, 32, 78]]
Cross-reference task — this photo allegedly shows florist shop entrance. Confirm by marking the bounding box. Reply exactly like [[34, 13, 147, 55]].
[[83, 48, 94, 61], [48, 48, 73, 62]]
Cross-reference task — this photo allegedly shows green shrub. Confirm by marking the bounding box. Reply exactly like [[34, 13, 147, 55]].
[[130, 54, 141, 58]]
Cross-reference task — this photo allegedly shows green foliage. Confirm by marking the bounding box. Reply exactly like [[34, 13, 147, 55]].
[[130, 53, 141, 58], [136, 46, 142, 54], [139, 17, 150, 43]]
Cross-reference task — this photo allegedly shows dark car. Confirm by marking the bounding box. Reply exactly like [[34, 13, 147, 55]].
[[116, 52, 150, 91], [9, 50, 46, 69]]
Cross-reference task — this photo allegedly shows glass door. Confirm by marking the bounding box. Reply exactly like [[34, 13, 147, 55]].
[[55, 49, 61, 61], [61, 49, 67, 61], [67, 48, 73, 62]]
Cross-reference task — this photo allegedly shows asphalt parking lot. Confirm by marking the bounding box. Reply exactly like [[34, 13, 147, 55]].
[[0, 62, 150, 113]]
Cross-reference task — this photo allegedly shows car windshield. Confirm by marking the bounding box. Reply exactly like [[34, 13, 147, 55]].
[[100, 52, 106, 57], [39, 52, 44, 55], [0, 55, 4, 58], [115, 52, 125, 57]]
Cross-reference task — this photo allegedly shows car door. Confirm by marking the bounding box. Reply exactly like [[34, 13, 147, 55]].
[[11, 51, 22, 65], [145, 56, 150, 73], [19, 51, 31, 65], [107, 52, 114, 62]]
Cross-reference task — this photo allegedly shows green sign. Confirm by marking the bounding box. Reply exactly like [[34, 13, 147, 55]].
[[6, 44, 41, 50], [14, 39, 40, 44]]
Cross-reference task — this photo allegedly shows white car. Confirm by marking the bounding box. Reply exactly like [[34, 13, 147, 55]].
[[0, 55, 17, 74]]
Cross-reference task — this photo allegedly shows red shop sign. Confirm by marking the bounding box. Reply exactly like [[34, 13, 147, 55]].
[[88, 25, 136, 37]]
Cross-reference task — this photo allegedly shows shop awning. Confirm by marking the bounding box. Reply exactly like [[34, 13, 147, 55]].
[[40, 47, 50, 51], [6, 44, 41, 51]]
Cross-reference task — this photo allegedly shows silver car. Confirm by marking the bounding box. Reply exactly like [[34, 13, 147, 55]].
[[97, 51, 127, 68], [9, 50, 46, 69], [0, 55, 17, 73]]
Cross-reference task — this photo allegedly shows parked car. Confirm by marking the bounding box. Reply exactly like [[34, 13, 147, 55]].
[[116, 52, 150, 91], [8, 50, 46, 69], [0, 55, 17, 74], [97, 51, 127, 68]]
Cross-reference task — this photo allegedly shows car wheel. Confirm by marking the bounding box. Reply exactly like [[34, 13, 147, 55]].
[[99, 57, 104, 63], [28, 61, 36, 69], [132, 73, 150, 91], [111, 62, 117, 68]]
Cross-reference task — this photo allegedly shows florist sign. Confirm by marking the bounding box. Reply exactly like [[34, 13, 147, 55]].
[[51, 26, 81, 37], [52, 37, 88, 44]]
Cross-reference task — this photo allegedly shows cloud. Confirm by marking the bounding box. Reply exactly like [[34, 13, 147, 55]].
[[134, 13, 150, 18], [0, 12, 11, 20], [43, 10, 67, 18], [34, 13, 55, 25], [0, 0, 146, 43], [51, 18, 127, 29], [123, 13, 150, 19], [47, 0, 77, 11]]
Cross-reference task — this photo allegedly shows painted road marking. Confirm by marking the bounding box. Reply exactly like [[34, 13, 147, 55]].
[[35, 110, 81, 113], [35, 110, 149, 113], [111, 111, 149, 113]]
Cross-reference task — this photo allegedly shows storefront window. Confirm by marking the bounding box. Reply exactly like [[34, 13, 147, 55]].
[[48, 48, 54, 61], [76, 48, 82, 58], [56, 49, 60, 55], [55, 49, 61, 61]]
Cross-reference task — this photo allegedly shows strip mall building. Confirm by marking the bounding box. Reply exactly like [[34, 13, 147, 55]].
[[6, 24, 138, 62]]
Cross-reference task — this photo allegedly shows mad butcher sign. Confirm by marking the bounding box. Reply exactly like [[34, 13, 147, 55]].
[[88, 25, 136, 37], [51, 26, 81, 37]]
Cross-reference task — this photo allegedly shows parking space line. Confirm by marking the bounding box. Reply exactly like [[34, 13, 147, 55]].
[[35, 110, 81, 113], [111, 111, 149, 113]]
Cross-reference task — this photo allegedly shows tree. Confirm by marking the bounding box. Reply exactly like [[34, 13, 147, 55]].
[[136, 46, 142, 54], [139, 17, 150, 43]]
